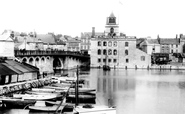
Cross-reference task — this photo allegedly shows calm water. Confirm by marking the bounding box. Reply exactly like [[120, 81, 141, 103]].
[[2, 69, 185, 114]]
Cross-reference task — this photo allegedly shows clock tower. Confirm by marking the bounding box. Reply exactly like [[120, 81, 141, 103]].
[[105, 12, 119, 38]]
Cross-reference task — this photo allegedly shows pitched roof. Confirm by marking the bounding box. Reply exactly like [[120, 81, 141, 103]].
[[36, 34, 55, 44], [82, 32, 104, 38], [147, 39, 159, 44], [0, 63, 18, 75], [159, 38, 180, 45], [109, 12, 115, 17]]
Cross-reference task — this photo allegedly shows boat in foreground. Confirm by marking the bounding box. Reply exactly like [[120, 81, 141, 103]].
[[13, 94, 61, 101], [29, 105, 65, 112], [2, 98, 36, 109], [74, 105, 116, 114]]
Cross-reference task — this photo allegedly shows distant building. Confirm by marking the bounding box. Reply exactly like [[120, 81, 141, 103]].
[[81, 28, 104, 54], [158, 37, 180, 53], [66, 38, 81, 52], [0, 31, 14, 59], [140, 39, 160, 55], [90, 13, 151, 69], [0, 31, 39, 85]]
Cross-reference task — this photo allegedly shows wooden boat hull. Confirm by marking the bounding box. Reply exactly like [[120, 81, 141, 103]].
[[13, 94, 61, 101], [66, 95, 96, 104], [75, 105, 116, 114], [29, 105, 64, 112], [2, 99, 36, 108]]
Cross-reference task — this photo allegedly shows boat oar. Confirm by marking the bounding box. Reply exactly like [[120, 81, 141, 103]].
[[54, 81, 73, 114]]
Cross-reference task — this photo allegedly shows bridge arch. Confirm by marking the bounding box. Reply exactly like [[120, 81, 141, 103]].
[[22, 57, 27, 63], [41, 56, 45, 63], [53, 57, 63, 73], [29, 57, 34, 65]]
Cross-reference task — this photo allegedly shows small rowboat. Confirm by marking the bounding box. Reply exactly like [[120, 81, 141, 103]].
[[25, 91, 63, 96], [67, 94, 96, 99], [69, 88, 96, 93], [75, 105, 116, 114], [29, 105, 65, 112], [31, 88, 65, 93], [2, 98, 36, 109], [13, 94, 61, 101]]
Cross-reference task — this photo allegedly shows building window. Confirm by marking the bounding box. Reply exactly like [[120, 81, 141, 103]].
[[108, 49, 112, 55], [113, 41, 117, 47], [113, 59, 117, 63], [98, 49, 101, 55], [103, 59, 106, 63], [103, 49, 107, 55], [141, 56, 145, 61], [126, 59, 129, 63], [98, 41, 101, 46], [113, 50, 117, 55], [171, 50, 173, 53], [108, 41, 112, 47], [125, 50, 128, 55], [103, 41, 107, 46], [176, 45, 178, 48], [108, 59, 111, 63], [125, 42, 128, 47], [98, 58, 101, 63], [171, 44, 173, 47]]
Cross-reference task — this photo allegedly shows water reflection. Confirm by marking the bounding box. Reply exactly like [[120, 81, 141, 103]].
[[2, 69, 185, 114], [87, 69, 185, 114]]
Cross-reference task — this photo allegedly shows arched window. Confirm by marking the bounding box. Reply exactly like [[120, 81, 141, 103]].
[[103, 41, 107, 46], [125, 42, 128, 47], [98, 49, 101, 55], [103, 49, 107, 55], [98, 41, 101, 46], [113, 41, 117, 47], [108, 41, 112, 47], [125, 50, 128, 55], [108, 49, 112, 55], [113, 50, 117, 55]]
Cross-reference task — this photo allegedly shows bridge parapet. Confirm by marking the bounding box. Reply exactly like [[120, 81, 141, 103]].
[[15, 50, 90, 58]]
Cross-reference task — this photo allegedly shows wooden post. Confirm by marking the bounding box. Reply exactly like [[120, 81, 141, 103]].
[[75, 65, 79, 107]]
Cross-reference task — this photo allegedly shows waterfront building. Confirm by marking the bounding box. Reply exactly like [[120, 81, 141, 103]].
[[0, 31, 39, 85], [90, 13, 151, 69], [81, 28, 104, 54], [139, 39, 160, 55]]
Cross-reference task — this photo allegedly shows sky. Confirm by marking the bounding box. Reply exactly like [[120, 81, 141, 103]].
[[0, 0, 185, 38]]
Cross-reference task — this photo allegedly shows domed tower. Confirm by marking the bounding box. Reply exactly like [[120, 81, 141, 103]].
[[105, 12, 119, 38]]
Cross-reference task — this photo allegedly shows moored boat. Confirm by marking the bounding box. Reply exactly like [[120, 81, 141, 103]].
[[29, 105, 65, 112], [74, 105, 116, 114], [13, 94, 61, 101], [2, 98, 36, 109]]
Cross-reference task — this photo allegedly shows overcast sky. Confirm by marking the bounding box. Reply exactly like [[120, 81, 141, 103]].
[[0, 0, 185, 38]]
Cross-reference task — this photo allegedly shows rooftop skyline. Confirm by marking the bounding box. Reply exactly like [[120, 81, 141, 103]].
[[0, 0, 185, 38]]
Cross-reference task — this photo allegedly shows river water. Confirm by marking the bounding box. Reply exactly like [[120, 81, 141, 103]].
[[1, 68, 185, 114]]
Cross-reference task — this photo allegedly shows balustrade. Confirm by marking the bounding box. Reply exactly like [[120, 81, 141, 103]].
[[14, 50, 90, 58]]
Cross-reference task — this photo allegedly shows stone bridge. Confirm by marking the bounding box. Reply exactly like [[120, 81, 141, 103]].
[[14, 50, 90, 74]]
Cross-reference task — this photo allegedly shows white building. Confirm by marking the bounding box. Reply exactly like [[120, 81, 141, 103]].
[[90, 13, 151, 69]]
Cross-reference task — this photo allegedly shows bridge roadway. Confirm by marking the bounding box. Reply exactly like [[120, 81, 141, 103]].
[[14, 50, 90, 58], [14, 50, 90, 74]]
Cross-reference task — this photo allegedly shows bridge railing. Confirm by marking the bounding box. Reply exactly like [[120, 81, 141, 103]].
[[14, 50, 90, 57]]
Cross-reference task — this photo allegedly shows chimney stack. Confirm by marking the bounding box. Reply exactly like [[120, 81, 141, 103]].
[[92, 27, 95, 38], [180, 34, 183, 38]]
